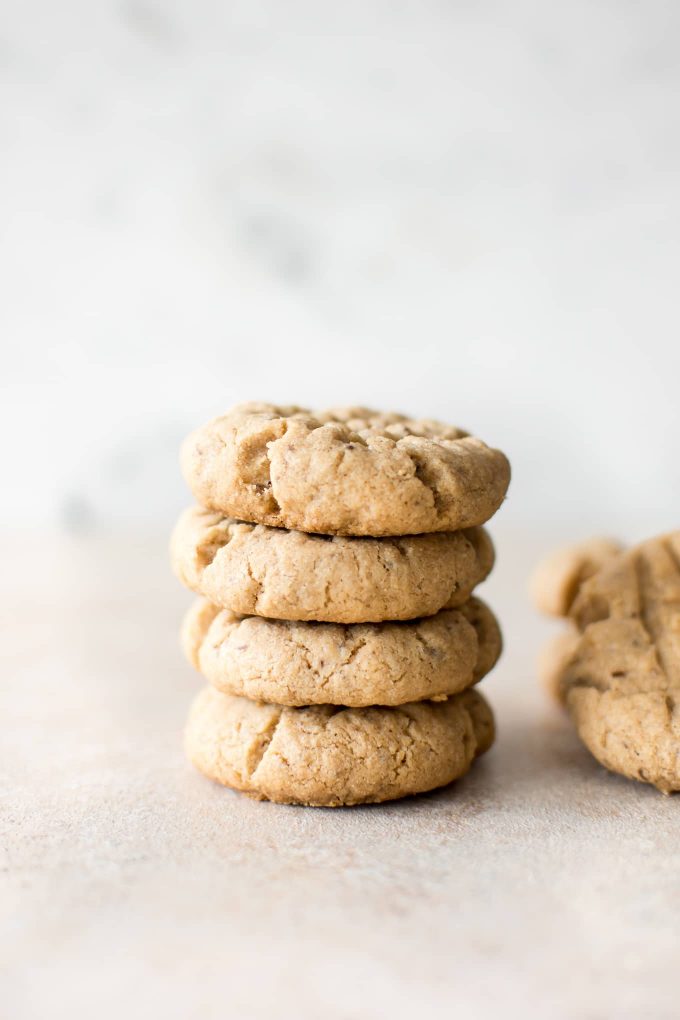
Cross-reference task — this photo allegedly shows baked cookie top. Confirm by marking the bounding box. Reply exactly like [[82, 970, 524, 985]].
[[181, 403, 510, 536], [171, 506, 494, 623], [185, 686, 494, 807], [181, 596, 502, 707], [534, 532, 680, 792]]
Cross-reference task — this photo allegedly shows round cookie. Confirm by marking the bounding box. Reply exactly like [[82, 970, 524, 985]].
[[181, 596, 502, 707], [180, 403, 510, 536], [534, 532, 680, 793], [171, 506, 494, 623], [185, 686, 495, 806]]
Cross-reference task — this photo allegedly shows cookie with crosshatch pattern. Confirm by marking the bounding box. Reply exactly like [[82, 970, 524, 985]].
[[180, 402, 510, 537], [533, 532, 680, 793]]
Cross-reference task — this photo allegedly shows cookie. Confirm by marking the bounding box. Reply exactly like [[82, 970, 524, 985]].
[[180, 403, 510, 536], [171, 506, 494, 623], [530, 537, 623, 617], [185, 686, 495, 806], [181, 596, 502, 707], [534, 533, 680, 793], [458, 595, 503, 685]]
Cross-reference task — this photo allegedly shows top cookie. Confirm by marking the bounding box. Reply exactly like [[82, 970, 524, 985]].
[[181, 403, 510, 536]]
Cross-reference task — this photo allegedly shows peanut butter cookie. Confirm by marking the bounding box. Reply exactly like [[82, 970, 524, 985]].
[[185, 686, 495, 806], [533, 533, 680, 793], [171, 506, 494, 623], [530, 537, 624, 617], [181, 596, 501, 707], [181, 403, 510, 536]]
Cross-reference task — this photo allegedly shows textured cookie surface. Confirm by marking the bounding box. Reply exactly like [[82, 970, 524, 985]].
[[182, 596, 501, 707], [185, 686, 495, 806], [181, 403, 510, 536], [534, 532, 680, 793], [171, 506, 494, 623]]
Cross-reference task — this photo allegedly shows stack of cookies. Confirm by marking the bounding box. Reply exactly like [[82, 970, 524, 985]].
[[171, 403, 510, 806]]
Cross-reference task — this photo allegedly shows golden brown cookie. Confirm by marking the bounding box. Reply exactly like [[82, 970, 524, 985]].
[[180, 403, 510, 536], [533, 532, 680, 793], [171, 506, 494, 623], [181, 596, 501, 707], [457, 596, 503, 684], [530, 537, 623, 617], [185, 686, 495, 806]]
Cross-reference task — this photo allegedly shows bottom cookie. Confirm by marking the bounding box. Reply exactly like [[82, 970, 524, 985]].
[[185, 687, 495, 806]]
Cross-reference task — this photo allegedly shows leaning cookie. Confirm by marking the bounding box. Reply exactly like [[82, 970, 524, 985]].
[[182, 596, 502, 707], [533, 532, 680, 793], [181, 403, 510, 536], [171, 506, 494, 623], [185, 686, 495, 806], [529, 536, 623, 617]]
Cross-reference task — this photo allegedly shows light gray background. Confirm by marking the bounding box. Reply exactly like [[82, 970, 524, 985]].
[[3, 0, 680, 536], [3, 4, 680, 1019]]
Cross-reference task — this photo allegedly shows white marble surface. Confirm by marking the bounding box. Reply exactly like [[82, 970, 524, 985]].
[[4, 527, 680, 1019], [3, 0, 680, 535]]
